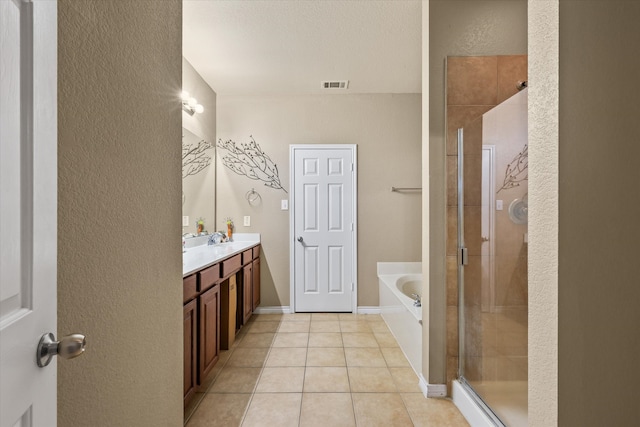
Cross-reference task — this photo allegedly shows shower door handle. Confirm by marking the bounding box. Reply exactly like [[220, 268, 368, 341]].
[[458, 247, 468, 266]]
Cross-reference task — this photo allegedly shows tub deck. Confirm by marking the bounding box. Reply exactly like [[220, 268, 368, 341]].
[[377, 262, 422, 376]]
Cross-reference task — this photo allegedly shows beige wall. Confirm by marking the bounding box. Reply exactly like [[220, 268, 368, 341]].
[[216, 94, 422, 308], [182, 58, 217, 235], [58, 1, 183, 426], [427, 0, 527, 384], [556, 1, 640, 425], [528, 1, 558, 425]]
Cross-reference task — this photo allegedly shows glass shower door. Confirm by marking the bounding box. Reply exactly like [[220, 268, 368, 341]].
[[457, 89, 528, 427]]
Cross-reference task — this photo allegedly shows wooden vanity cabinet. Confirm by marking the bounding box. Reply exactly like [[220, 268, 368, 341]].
[[182, 266, 221, 407], [183, 243, 261, 407], [242, 262, 253, 324], [183, 297, 197, 405], [198, 284, 220, 381], [252, 256, 261, 311]]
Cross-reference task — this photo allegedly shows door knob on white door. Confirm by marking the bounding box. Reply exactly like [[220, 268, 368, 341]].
[[37, 332, 86, 368], [297, 237, 303, 243]]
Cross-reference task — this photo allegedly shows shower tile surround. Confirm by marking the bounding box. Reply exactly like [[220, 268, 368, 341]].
[[445, 56, 528, 392], [185, 314, 469, 426]]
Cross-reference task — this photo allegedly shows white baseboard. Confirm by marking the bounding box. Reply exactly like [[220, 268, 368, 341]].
[[357, 306, 381, 314], [254, 306, 381, 315], [418, 374, 447, 398], [452, 380, 495, 427], [253, 306, 291, 314]]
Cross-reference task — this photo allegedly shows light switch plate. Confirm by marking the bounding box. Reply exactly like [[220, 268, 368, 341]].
[[281, 199, 288, 210], [496, 200, 503, 211], [243, 216, 251, 227], [182, 216, 189, 227]]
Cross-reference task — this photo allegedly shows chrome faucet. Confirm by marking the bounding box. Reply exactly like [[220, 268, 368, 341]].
[[411, 293, 422, 307], [208, 232, 225, 245]]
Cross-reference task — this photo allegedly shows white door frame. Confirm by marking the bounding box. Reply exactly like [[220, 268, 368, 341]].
[[289, 144, 358, 313], [481, 145, 497, 313]]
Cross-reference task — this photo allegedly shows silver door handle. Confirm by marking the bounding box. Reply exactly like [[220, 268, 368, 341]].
[[37, 332, 86, 368], [297, 236, 303, 243]]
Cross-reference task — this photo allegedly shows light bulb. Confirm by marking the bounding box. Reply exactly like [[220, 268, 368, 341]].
[[188, 97, 197, 108], [181, 91, 190, 101], [195, 104, 204, 114]]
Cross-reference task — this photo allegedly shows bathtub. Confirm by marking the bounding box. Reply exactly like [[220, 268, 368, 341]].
[[377, 262, 422, 375]]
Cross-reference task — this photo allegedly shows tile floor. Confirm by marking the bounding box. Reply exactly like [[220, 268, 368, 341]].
[[185, 313, 469, 427]]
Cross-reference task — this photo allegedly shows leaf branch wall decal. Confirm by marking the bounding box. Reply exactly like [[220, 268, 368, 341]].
[[182, 138, 213, 178], [497, 144, 528, 193], [217, 136, 288, 193]]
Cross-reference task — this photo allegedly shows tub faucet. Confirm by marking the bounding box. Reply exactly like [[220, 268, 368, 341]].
[[411, 294, 422, 307], [208, 232, 225, 245]]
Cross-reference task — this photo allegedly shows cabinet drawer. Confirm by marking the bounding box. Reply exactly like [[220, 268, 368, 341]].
[[183, 274, 198, 303], [252, 245, 260, 259], [221, 254, 241, 278], [242, 249, 253, 265], [199, 264, 220, 292]]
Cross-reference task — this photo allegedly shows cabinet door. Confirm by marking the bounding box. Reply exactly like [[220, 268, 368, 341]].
[[243, 263, 253, 324], [183, 299, 197, 405], [199, 284, 220, 382], [252, 258, 261, 310]]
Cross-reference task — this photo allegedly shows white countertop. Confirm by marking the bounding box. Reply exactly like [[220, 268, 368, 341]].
[[183, 233, 260, 277]]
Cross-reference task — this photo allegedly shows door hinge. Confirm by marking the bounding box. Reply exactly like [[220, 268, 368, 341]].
[[350, 223, 354, 231], [351, 283, 354, 291], [458, 247, 468, 266], [351, 163, 354, 172]]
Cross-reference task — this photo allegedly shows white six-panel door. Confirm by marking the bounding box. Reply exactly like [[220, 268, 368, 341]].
[[0, 1, 57, 426], [290, 145, 356, 312]]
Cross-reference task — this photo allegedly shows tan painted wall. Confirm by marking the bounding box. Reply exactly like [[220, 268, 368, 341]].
[[182, 58, 217, 235], [556, 1, 640, 425], [528, 1, 558, 425], [427, 0, 527, 384], [421, 0, 431, 382], [57, 2, 183, 425], [216, 94, 422, 308]]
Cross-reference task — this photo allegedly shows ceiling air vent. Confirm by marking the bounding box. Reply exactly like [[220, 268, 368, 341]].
[[321, 80, 349, 90]]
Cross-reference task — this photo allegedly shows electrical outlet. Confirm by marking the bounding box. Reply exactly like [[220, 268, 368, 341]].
[[281, 199, 288, 210], [182, 216, 189, 226], [243, 216, 251, 227]]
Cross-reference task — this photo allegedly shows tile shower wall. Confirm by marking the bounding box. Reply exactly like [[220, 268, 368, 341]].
[[445, 55, 528, 392]]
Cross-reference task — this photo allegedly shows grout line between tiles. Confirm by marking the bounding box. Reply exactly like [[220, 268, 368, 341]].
[[237, 328, 276, 426], [187, 314, 431, 427]]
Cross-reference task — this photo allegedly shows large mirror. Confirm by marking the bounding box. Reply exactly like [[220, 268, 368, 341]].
[[182, 127, 215, 237]]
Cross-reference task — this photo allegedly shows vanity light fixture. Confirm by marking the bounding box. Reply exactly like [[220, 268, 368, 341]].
[[181, 91, 204, 115]]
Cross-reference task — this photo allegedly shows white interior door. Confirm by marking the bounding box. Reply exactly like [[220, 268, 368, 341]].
[[290, 145, 357, 312], [1, 1, 58, 425]]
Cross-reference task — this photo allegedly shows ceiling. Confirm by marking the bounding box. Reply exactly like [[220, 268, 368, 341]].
[[183, 1, 422, 96]]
